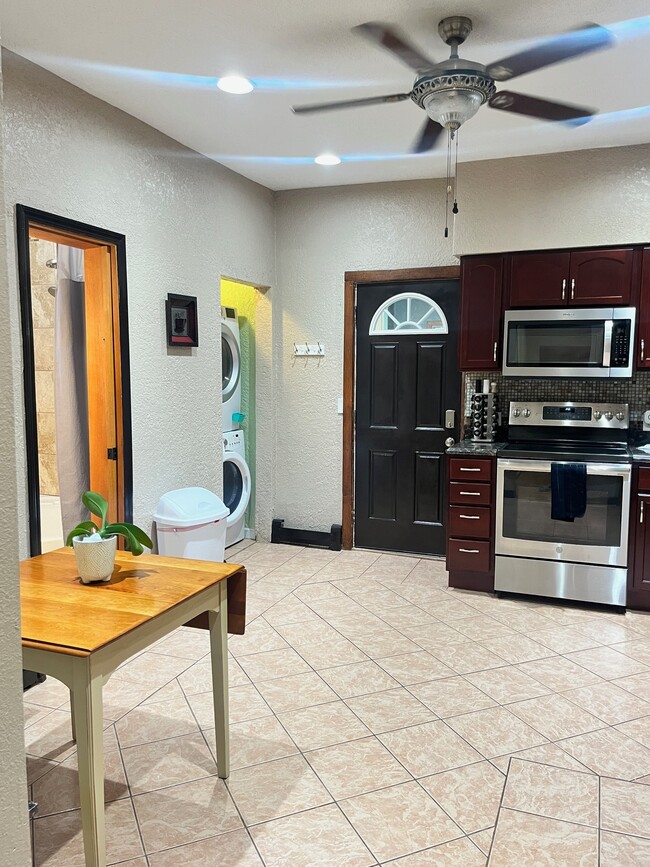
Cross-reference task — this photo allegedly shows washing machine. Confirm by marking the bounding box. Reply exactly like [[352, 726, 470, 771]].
[[223, 429, 252, 547], [221, 306, 241, 433]]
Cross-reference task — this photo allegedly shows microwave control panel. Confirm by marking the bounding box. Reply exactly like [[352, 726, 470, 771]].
[[611, 321, 631, 367]]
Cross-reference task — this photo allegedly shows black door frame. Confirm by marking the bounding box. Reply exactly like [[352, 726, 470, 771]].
[[342, 266, 460, 550], [16, 204, 134, 555]]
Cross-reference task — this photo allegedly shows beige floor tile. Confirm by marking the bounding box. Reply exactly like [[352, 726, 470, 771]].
[[507, 694, 605, 741], [447, 707, 547, 759], [615, 714, 650, 750], [188, 684, 272, 728], [410, 677, 497, 718], [421, 760, 505, 834], [297, 637, 370, 669], [427, 641, 510, 675], [101, 677, 162, 720], [480, 634, 554, 665], [346, 688, 436, 734], [25, 710, 78, 761], [350, 630, 423, 659], [228, 620, 290, 657], [517, 656, 603, 692], [237, 648, 311, 683], [26, 755, 58, 786], [148, 828, 263, 866], [502, 758, 598, 826], [385, 836, 486, 865], [115, 694, 199, 748], [375, 650, 455, 685], [24, 702, 54, 728], [278, 700, 370, 751], [141, 680, 186, 707], [33, 798, 144, 866], [465, 668, 550, 705], [153, 627, 211, 660], [178, 657, 249, 696], [563, 681, 650, 725], [490, 743, 595, 775], [611, 639, 650, 666], [452, 616, 518, 643], [304, 735, 411, 799], [255, 670, 338, 713], [250, 802, 374, 867], [614, 671, 650, 702], [528, 625, 602, 654], [363, 554, 420, 579], [273, 619, 340, 646], [376, 604, 439, 630], [489, 610, 558, 634], [487, 808, 598, 866], [340, 780, 462, 862], [205, 714, 298, 771], [25, 677, 71, 709], [601, 776, 650, 838], [262, 595, 320, 626], [226, 753, 331, 825], [600, 830, 650, 866], [379, 720, 482, 777], [133, 775, 242, 854], [401, 622, 467, 647], [420, 599, 483, 622], [113, 651, 193, 689], [565, 646, 650, 679], [121, 732, 217, 794], [319, 660, 399, 698], [32, 748, 128, 816], [470, 827, 494, 856], [557, 727, 650, 779], [574, 619, 642, 645]]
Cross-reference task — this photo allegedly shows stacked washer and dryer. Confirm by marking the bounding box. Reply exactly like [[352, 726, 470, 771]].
[[221, 306, 252, 548]]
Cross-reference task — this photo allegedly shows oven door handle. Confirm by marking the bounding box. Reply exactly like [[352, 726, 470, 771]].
[[603, 320, 613, 368], [497, 458, 631, 478]]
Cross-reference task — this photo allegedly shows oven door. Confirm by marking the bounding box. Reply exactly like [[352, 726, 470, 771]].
[[496, 459, 631, 567]]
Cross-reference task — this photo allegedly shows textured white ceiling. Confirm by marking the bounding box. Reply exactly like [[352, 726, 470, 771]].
[[2, 1, 650, 190]]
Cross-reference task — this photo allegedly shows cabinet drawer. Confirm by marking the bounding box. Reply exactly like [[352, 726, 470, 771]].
[[448, 505, 491, 539], [447, 539, 491, 573], [449, 481, 492, 506], [639, 467, 650, 492], [449, 458, 492, 482]]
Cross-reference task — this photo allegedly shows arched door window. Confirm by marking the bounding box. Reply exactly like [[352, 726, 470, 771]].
[[369, 293, 449, 335]]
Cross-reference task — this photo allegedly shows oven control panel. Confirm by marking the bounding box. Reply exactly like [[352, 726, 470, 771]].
[[509, 401, 629, 429]]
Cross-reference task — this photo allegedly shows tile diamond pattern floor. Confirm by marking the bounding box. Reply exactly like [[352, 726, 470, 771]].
[[22, 541, 650, 865]]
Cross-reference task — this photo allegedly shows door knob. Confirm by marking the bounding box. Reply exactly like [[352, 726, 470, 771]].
[[445, 437, 455, 448]]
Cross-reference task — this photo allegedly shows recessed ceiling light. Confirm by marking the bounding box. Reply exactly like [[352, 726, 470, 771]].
[[314, 153, 341, 166], [217, 75, 254, 94]]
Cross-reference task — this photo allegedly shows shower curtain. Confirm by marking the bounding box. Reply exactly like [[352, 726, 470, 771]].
[[54, 244, 90, 537]]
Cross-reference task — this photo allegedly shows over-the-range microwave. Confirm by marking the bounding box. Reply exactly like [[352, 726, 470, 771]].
[[502, 307, 636, 378]]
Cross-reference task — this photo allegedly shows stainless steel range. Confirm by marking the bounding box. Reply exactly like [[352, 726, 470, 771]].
[[495, 401, 632, 607]]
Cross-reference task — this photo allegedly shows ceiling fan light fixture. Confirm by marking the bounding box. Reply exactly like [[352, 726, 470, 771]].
[[314, 153, 341, 166], [217, 75, 254, 94], [422, 87, 485, 130]]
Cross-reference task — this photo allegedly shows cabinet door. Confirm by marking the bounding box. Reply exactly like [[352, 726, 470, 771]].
[[508, 252, 570, 307], [632, 493, 650, 593], [569, 248, 634, 305], [459, 255, 503, 370], [637, 249, 650, 369]]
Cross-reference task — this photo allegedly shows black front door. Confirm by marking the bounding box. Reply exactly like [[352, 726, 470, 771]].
[[354, 280, 460, 555]]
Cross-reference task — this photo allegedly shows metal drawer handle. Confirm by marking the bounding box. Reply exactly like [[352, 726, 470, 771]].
[[458, 548, 480, 554], [459, 467, 481, 472], [641, 499, 645, 524], [459, 514, 480, 520], [459, 491, 481, 496], [570, 277, 576, 300], [641, 338, 645, 363], [493, 341, 498, 362], [561, 278, 566, 301]]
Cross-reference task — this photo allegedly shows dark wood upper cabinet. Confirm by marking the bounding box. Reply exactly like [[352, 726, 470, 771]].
[[459, 255, 504, 370], [508, 251, 570, 307], [569, 248, 634, 305], [638, 248, 650, 369]]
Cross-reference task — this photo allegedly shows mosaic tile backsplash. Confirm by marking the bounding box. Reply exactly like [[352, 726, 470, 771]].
[[463, 371, 650, 433]]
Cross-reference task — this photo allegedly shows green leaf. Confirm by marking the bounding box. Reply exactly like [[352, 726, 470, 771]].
[[121, 524, 154, 550], [103, 523, 144, 556], [66, 523, 97, 546], [82, 491, 109, 528]]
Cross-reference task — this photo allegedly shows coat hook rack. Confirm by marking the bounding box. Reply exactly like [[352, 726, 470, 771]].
[[293, 342, 326, 357]]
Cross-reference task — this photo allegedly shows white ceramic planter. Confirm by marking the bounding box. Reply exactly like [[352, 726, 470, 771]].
[[72, 535, 117, 584]]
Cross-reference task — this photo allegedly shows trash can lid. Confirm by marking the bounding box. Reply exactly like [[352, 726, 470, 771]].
[[154, 487, 230, 527]]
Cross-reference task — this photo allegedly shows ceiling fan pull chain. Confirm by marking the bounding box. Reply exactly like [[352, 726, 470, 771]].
[[452, 130, 460, 215], [444, 128, 452, 238]]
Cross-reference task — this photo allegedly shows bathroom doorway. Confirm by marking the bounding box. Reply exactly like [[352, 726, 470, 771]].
[[16, 206, 133, 555]]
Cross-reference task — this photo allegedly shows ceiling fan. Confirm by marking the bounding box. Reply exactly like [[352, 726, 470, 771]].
[[291, 16, 614, 153]]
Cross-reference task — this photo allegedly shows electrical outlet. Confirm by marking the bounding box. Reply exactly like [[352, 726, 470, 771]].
[[643, 410, 650, 432]]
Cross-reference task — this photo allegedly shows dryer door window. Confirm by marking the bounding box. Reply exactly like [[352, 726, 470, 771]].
[[222, 336, 234, 392], [223, 458, 244, 514], [222, 326, 241, 401]]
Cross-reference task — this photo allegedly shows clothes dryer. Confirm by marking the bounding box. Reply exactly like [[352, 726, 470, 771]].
[[223, 429, 251, 547], [221, 306, 241, 433]]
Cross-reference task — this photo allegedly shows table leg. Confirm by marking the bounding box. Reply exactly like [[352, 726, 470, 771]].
[[70, 691, 76, 742], [71, 660, 106, 867], [209, 582, 230, 778]]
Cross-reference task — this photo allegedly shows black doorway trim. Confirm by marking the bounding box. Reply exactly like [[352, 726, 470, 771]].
[[16, 205, 134, 556]]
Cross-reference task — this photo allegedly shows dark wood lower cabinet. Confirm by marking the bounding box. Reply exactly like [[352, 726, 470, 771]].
[[446, 455, 495, 593], [628, 464, 650, 610]]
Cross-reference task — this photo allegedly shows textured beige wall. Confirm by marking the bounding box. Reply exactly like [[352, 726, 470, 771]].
[[2, 50, 275, 553], [0, 42, 32, 867], [274, 143, 650, 531]]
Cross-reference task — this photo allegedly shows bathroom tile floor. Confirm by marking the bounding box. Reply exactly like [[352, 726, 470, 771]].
[[22, 541, 650, 865]]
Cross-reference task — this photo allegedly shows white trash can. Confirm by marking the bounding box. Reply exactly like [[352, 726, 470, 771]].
[[154, 487, 230, 563]]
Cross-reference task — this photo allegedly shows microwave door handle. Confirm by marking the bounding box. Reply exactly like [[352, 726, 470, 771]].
[[603, 320, 613, 368]]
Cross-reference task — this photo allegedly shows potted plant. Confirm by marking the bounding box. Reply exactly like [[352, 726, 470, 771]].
[[66, 491, 153, 584]]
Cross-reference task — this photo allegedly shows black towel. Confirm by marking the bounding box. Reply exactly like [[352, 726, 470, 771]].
[[551, 462, 587, 522]]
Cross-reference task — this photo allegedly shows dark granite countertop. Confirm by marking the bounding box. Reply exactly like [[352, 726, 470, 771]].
[[446, 440, 505, 456]]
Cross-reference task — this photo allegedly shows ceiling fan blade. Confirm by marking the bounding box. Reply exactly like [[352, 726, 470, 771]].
[[354, 22, 437, 71], [487, 22, 613, 82], [488, 91, 595, 124], [412, 119, 445, 153], [292, 92, 411, 115]]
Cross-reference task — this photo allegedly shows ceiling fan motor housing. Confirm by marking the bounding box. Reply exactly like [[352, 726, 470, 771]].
[[411, 58, 496, 130]]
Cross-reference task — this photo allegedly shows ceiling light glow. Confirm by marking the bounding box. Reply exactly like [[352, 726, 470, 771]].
[[315, 153, 341, 166], [217, 75, 254, 94]]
